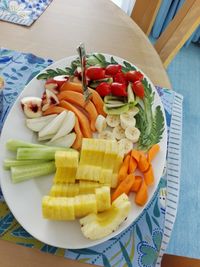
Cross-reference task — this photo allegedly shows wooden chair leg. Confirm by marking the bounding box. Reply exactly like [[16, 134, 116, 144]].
[[161, 254, 200, 267], [154, 0, 200, 68], [131, 0, 162, 36]]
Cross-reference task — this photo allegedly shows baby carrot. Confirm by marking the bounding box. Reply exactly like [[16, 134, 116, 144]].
[[131, 150, 141, 163], [131, 176, 143, 192], [112, 173, 135, 202], [137, 151, 149, 172], [135, 180, 148, 206], [128, 156, 137, 174], [143, 164, 154, 186], [118, 154, 131, 183], [147, 144, 160, 162]]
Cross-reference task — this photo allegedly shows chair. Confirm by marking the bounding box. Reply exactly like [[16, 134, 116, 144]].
[[131, 0, 200, 67]]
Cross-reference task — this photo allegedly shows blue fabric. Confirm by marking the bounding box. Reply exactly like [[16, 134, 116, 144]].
[[152, 0, 200, 45], [0, 0, 53, 26], [166, 43, 200, 258], [0, 48, 183, 266]]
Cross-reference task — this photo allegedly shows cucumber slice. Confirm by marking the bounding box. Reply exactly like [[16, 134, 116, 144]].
[[3, 159, 49, 170], [11, 161, 56, 183]]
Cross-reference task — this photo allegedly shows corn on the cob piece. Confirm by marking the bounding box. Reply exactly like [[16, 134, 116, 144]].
[[95, 186, 111, 212], [42, 196, 75, 220]]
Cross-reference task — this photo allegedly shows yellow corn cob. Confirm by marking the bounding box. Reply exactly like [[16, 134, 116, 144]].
[[95, 186, 111, 212], [74, 194, 97, 217], [42, 196, 75, 220], [55, 150, 79, 168], [54, 167, 76, 183]]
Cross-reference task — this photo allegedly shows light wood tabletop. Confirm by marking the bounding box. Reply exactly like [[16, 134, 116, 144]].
[[0, 0, 172, 266]]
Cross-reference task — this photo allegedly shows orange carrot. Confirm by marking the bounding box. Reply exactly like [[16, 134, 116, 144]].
[[42, 106, 66, 116], [85, 101, 98, 132], [72, 117, 83, 150], [144, 164, 154, 186], [135, 180, 148, 206], [128, 157, 137, 174], [60, 81, 83, 93], [148, 144, 160, 162], [89, 88, 106, 117], [118, 154, 131, 183], [137, 152, 149, 172], [59, 100, 92, 138], [112, 173, 135, 202], [131, 150, 141, 163], [131, 176, 143, 192]]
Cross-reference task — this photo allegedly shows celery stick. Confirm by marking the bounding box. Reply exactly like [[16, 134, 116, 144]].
[[3, 159, 49, 170], [6, 139, 46, 152], [11, 162, 56, 183], [17, 147, 72, 160]]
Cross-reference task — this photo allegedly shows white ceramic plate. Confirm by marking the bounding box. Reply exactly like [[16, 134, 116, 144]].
[[0, 54, 167, 249]]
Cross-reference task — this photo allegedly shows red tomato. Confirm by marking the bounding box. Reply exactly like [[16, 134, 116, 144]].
[[126, 71, 144, 83], [86, 67, 105, 80], [111, 82, 127, 97], [132, 81, 145, 99], [114, 72, 127, 85], [105, 64, 122, 76], [96, 82, 111, 97]]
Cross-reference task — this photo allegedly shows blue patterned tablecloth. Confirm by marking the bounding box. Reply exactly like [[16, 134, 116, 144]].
[[0, 0, 53, 26], [0, 48, 183, 267]]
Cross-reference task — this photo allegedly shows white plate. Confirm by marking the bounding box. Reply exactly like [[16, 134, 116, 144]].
[[0, 54, 167, 249]]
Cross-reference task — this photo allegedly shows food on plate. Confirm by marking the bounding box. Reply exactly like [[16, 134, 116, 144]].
[[95, 115, 107, 133], [21, 97, 42, 118], [80, 193, 131, 240]]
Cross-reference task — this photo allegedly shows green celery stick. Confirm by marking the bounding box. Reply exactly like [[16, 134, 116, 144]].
[[3, 159, 49, 170], [11, 161, 56, 183], [6, 139, 46, 152], [16, 147, 72, 160]]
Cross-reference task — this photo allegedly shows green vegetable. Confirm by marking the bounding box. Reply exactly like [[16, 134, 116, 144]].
[[3, 159, 49, 170], [6, 139, 46, 152], [16, 147, 72, 160], [136, 78, 164, 150], [11, 162, 56, 183]]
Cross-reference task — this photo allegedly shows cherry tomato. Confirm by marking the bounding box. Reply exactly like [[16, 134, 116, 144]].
[[86, 66, 105, 80], [105, 64, 122, 76], [96, 82, 111, 97], [111, 82, 127, 97], [114, 72, 127, 85], [132, 81, 145, 99], [126, 71, 144, 83]]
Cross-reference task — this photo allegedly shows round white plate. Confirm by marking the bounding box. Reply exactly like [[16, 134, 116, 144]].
[[0, 54, 167, 249]]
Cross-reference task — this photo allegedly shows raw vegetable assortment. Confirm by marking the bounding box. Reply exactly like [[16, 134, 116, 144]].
[[3, 53, 165, 241]]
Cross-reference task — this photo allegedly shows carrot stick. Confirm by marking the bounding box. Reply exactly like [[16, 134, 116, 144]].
[[128, 157, 137, 174], [131, 176, 143, 192], [147, 144, 160, 162], [89, 88, 106, 117], [42, 106, 66, 116], [135, 180, 148, 206], [144, 164, 154, 186], [118, 154, 131, 183], [131, 150, 141, 163], [137, 152, 149, 172], [59, 100, 92, 138], [111, 173, 135, 202], [72, 117, 83, 150], [60, 81, 83, 93]]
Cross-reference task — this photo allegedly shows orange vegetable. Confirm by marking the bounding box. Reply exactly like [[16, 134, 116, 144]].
[[131, 150, 141, 163], [128, 156, 137, 174], [135, 180, 148, 206], [42, 106, 66, 116], [72, 117, 83, 150], [118, 154, 131, 183], [85, 101, 98, 132], [148, 144, 160, 162], [144, 164, 154, 186], [137, 152, 149, 172], [60, 81, 83, 93], [112, 173, 135, 202], [89, 88, 106, 117], [131, 176, 143, 192], [59, 100, 92, 138]]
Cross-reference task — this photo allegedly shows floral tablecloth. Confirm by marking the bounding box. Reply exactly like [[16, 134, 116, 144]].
[[0, 0, 53, 26], [0, 48, 183, 267]]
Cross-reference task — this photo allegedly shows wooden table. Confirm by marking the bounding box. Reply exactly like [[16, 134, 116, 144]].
[[0, 0, 173, 266]]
